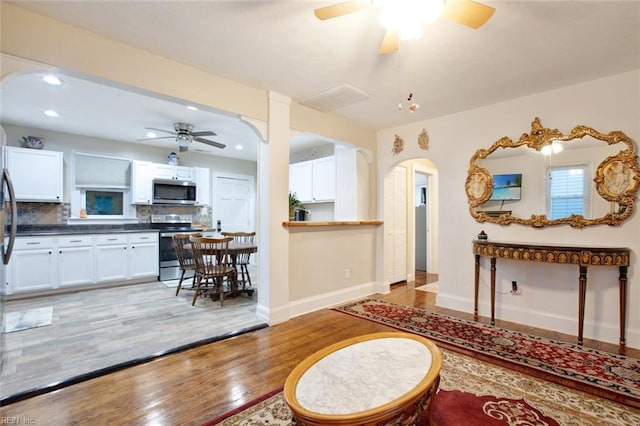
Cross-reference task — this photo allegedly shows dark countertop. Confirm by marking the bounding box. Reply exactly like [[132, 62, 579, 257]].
[[16, 224, 158, 237]]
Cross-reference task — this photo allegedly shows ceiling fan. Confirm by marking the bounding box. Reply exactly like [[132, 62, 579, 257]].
[[138, 122, 225, 152], [314, 0, 495, 54]]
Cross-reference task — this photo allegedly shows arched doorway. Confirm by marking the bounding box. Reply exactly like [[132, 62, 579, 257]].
[[383, 158, 439, 288]]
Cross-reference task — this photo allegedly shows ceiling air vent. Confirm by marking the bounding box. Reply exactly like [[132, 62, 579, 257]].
[[300, 84, 370, 112]]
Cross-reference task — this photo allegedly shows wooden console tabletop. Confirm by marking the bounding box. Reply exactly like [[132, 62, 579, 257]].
[[472, 239, 630, 354]]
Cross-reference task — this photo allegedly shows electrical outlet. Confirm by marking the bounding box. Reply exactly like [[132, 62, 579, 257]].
[[511, 280, 522, 295], [345, 268, 351, 279]]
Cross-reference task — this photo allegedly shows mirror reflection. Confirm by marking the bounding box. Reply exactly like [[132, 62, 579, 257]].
[[466, 118, 640, 228]]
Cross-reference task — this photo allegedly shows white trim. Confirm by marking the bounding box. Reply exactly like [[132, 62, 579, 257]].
[[287, 282, 377, 319]]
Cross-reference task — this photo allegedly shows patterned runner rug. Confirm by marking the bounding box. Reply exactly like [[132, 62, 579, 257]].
[[204, 348, 640, 425], [333, 298, 640, 408]]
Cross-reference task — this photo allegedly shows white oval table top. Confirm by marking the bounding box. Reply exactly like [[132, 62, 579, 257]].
[[292, 334, 435, 415]]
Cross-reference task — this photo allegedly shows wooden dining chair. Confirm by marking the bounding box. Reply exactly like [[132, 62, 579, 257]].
[[222, 231, 256, 292], [189, 235, 236, 307], [172, 233, 202, 296]]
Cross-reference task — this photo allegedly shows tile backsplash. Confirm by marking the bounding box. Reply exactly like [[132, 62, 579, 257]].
[[16, 202, 211, 226]]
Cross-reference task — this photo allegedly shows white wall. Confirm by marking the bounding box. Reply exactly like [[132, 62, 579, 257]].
[[378, 70, 640, 348]]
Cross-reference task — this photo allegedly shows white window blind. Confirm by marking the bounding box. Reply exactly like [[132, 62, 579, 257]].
[[74, 153, 131, 188], [547, 164, 591, 219]]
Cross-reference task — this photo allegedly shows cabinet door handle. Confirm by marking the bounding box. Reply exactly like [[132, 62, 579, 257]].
[[107, 238, 118, 241], [26, 242, 41, 245], [70, 240, 82, 243]]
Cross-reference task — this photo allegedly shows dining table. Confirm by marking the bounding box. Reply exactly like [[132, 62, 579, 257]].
[[186, 236, 257, 297]]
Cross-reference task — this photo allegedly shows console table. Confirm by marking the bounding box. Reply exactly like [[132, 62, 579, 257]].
[[472, 240, 630, 354]]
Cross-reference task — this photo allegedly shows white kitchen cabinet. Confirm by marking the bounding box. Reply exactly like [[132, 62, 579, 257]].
[[154, 164, 193, 181], [311, 156, 336, 202], [129, 233, 159, 279], [193, 167, 211, 206], [95, 233, 158, 282], [289, 156, 335, 203], [95, 234, 130, 283], [8, 237, 56, 294], [6, 232, 159, 295], [289, 161, 313, 202], [57, 235, 94, 287], [131, 160, 155, 204], [6, 147, 63, 202]]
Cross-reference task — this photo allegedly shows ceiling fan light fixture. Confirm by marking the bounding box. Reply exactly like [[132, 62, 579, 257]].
[[380, 0, 444, 40], [176, 132, 191, 146]]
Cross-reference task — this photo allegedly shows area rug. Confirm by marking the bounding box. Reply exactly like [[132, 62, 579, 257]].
[[333, 298, 640, 408], [3, 307, 53, 333], [204, 348, 640, 425]]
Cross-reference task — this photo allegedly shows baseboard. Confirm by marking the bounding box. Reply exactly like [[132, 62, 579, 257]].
[[436, 292, 638, 349], [287, 282, 376, 319]]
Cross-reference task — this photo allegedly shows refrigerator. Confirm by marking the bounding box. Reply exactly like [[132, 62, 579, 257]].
[[0, 125, 18, 376]]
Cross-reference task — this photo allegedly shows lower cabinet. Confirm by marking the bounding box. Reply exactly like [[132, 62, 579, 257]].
[[95, 235, 130, 283], [58, 235, 94, 287], [8, 237, 56, 293], [7, 232, 159, 295], [129, 233, 159, 279]]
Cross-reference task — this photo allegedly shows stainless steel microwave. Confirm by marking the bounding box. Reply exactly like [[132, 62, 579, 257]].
[[152, 179, 197, 204]]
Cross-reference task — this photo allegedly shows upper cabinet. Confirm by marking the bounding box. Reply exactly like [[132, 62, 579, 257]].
[[154, 164, 193, 181], [289, 156, 336, 203], [193, 167, 211, 206], [131, 160, 155, 205], [6, 147, 63, 202]]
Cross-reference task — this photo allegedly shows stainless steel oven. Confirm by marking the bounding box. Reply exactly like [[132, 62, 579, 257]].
[[151, 214, 200, 281]]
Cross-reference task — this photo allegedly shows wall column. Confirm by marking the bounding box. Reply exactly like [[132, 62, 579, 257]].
[[256, 91, 291, 324]]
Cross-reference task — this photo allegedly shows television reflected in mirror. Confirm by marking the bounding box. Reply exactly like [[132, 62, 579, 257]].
[[489, 173, 522, 201]]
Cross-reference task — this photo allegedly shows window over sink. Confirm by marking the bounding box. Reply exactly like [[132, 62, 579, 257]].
[[71, 152, 136, 222], [84, 190, 124, 216]]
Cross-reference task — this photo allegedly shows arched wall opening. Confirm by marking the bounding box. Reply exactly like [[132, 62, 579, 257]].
[[382, 157, 439, 289]]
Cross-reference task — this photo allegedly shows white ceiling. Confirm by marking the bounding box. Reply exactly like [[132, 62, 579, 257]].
[[2, 1, 639, 158]]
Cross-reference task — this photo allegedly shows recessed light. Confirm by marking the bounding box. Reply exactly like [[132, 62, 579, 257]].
[[44, 109, 59, 117], [235, 144, 243, 150], [43, 75, 62, 86], [186, 105, 198, 111], [146, 132, 157, 138]]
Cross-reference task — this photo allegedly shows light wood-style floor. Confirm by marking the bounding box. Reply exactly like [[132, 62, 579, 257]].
[[1, 273, 637, 425]]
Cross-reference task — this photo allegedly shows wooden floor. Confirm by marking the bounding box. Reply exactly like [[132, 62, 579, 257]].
[[1, 274, 637, 425]]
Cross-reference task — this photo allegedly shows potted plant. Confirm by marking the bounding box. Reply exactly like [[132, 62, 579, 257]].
[[289, 192, 303, 220]]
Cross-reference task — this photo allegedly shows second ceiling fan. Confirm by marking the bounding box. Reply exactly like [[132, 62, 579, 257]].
[[314, 0, 495, 54], [140, 122, 225, 152]]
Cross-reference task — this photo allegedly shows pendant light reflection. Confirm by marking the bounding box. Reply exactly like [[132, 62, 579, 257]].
[[541, 140, 564, 155]]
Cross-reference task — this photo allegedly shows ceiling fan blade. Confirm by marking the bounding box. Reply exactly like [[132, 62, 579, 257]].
[[194, 137, 226, 149], [379, 29, 399, 54], [137, 136, 175, 141], [314, 1, 370, 20], [191, 130, 217, 137], [441, 0, 495, 29], [145, 127, 176, 135]]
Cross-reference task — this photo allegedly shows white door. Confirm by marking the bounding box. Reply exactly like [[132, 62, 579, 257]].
[[214, 174, 255, 232], [386, 166, 407, 284]]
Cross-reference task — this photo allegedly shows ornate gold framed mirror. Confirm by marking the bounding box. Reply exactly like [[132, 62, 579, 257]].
[[465, 118, 640, 228]]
